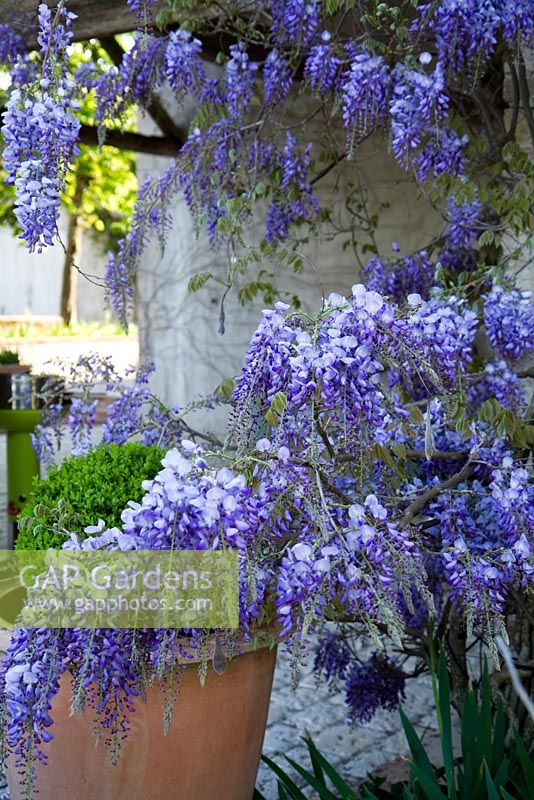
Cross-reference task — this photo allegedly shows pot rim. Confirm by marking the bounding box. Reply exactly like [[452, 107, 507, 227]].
[[0, 364, 31, 374]]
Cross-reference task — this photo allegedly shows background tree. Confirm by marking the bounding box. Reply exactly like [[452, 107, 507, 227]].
[[0, 40, 137, 324]]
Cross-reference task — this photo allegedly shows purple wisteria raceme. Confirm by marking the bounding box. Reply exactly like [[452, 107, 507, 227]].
[[265, 132, 319, 242], [314, 630, 351, 688], [390, 61, 466, 180], [483, 283, 534, 362], [398, 293, 478, 386], [165, 29, 206, 98], [433, 0, 500, 72], [439, 196, 481, 271], [467, 360, 526, 413], [225, 43, 258, 120], [0, 24, 26, 63], [263, 49, 293, 106], [1, 3, 80, 252], [120, 34, 167, 107], [271, 0, 320, 47], [345, 652, 406, 724], [428, 454, 533, 621], [304, 31, 341, 95], [363, 251, 435, 303], [105, 160, 180, 322], [341, 51, 390, 142], [68, 397, 97, 457], [500, 0, 534, 46]]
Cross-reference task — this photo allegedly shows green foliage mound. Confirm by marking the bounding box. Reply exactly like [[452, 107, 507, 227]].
[[0, 350, 20, 365], [16, 443, 164, 550]]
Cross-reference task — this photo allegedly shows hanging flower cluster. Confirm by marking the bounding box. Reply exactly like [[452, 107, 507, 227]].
[[483, 284, 534, 362], [2, 0, 532, 325], [2, 270, 533, 776], [362, 250, 435, 304], [1, 2, 80, 251]]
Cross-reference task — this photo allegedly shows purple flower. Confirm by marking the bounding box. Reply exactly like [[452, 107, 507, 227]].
[[390, 62, 466, 180], [1, 3, 80, 251], [345, 653, 406, 724], [271, 0, 320, 47], [363, 251, 435, 303], [341, 51, 390, 142], [483, 284, 534, 362], [225, 43, 258, 120], [68, 397, 97, 457], [467, 360, 526, 412], [165, 29, 205, 97], [263, 49, 293, 106], [304, 32, 341, 94], [0, 23, 26, 63], [314, 630, 351, 688]]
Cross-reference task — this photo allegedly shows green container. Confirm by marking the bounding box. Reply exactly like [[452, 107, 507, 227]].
[[0, 410, 41, 530]]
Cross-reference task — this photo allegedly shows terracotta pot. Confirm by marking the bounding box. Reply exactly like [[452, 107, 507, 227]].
[[7, 641, 277, 800]]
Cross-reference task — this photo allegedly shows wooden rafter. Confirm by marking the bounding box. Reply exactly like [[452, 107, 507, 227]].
[[98, 35, 186, 147], [78, 124, 180, 156], [0, 0, 167, 48]]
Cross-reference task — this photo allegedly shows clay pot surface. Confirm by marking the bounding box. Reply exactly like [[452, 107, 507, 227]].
[[7, 643, 277, 800]]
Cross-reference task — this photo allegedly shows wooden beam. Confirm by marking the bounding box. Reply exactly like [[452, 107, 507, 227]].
[[78, 123, 179, 156], [0, 0, 167, 48]]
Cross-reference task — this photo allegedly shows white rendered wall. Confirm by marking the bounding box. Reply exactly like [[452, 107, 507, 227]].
[[137, 132, 443, 412]]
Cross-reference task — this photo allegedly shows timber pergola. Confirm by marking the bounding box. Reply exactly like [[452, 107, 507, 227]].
[[0, 0, 187, 156]]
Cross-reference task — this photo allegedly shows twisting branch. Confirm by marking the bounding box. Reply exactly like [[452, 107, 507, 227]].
[[507, 60, 520, 141], [311, 151, 348, 186], [337, 449, 469, 463], [496, 636, 534, 722], [401, 461, 475, 526], [517, 49, 534, 147]]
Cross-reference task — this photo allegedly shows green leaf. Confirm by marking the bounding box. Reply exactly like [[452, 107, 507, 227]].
[[409, 764, 445, 800], [501, 791, 516, 800], [400, 708, 436, 782], [278, 785, 291, 800], [283, 755, 339, 799], [188, 272, 213, 293], [409, 406, 424, 425], [392, 443, 407, 459], [437, 650, 456, 799], [272, 392, 288, 415], [261, 755, 308, 800], [483, 763, 500, 800], [305, 736, 326, 786], [514, 731, 534, 788], [373, 443, 394, 468], [305, 739, 358, 799], [265, 410, 279, 427], [215, 378, 236, 399], [477, 230, 495, 247]]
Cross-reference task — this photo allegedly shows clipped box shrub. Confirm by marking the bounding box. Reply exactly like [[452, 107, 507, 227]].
[[16, 442, 164, 550]]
